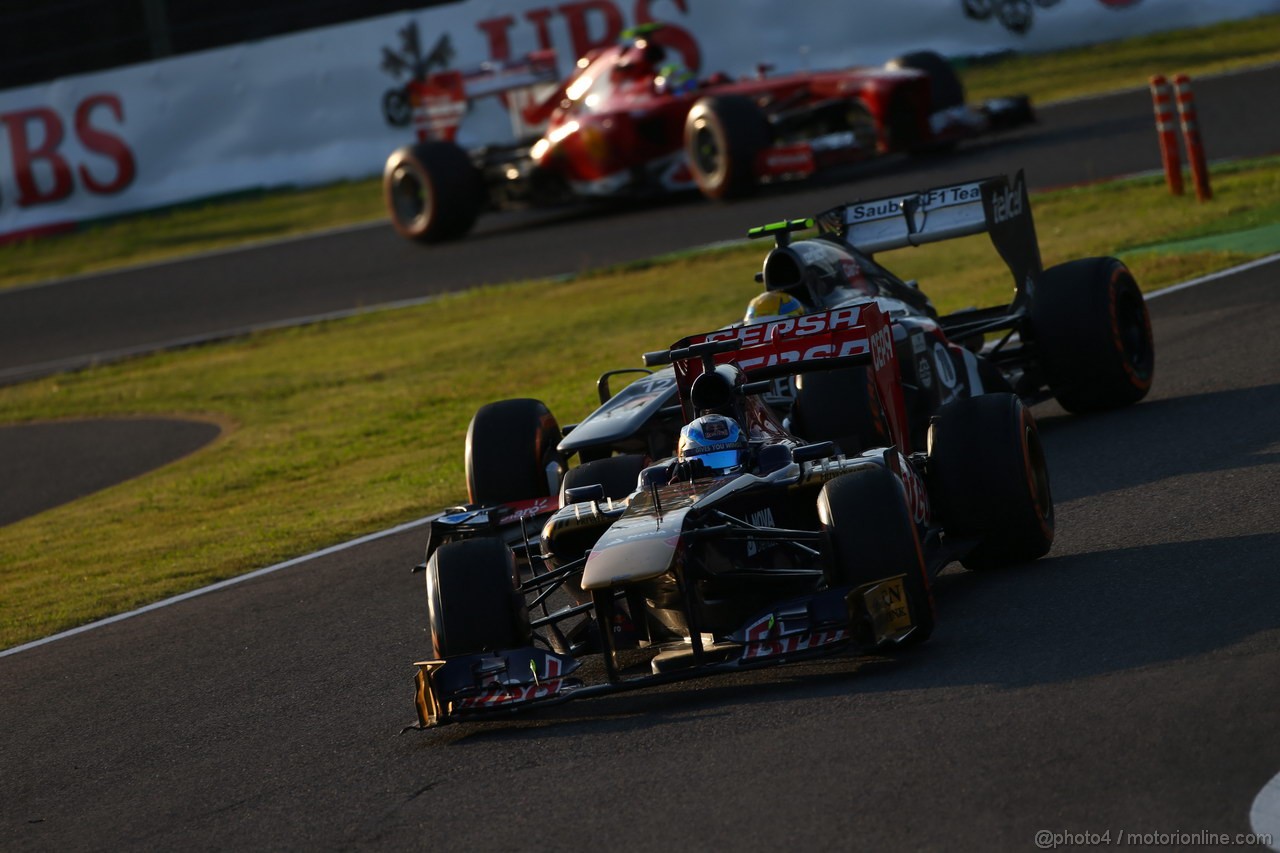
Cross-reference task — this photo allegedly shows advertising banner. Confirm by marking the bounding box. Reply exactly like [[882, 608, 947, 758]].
[[1, 0, 1276, 241]]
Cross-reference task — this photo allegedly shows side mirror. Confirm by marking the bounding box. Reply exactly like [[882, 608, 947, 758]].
[[563, 484, 605, 505], [756, 443, 794, 475], [793, 441, 836, 463], [596, 367, 652, 404]]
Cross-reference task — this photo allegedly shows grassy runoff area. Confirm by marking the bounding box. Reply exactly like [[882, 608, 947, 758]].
[[2, 155, 1280, 649], [0, 13, 1279, 290]]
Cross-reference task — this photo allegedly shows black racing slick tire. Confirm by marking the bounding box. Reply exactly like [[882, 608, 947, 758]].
[[684, 96, 771, 200], [465, 398, 565, 506], [885, 50, 965, 111], [560, 454, 647, 504], [927, 393, 1053, 570], [425, 538, 530, 658], [818, 465, 934, 646], [1027, 257, 1154, 413], [791, 367, 889, 456], [383, 141, 482, 243]]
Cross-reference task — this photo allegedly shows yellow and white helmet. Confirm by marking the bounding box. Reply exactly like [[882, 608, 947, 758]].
[[743, 291, 807, 325]]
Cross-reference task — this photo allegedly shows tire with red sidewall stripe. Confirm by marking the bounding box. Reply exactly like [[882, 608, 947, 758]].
[[465, 398, 565, 506], [927, 392, 1053, 570], [1028, 256, 1154, 412]]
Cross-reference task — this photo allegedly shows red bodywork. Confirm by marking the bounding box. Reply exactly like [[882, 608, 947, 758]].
[[671, 302, 912, 454], [519, 41, 933, 194]]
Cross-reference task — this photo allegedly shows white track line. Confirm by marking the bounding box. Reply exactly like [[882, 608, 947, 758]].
[[1144, 252, 1280, 300], [0, 513, 439, 659], [3, 251, 1279, 659]]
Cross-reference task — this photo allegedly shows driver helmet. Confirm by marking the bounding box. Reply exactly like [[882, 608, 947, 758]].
[[677, 414, 749, 476], [743, 290, 807, 325], [617, 37, 666, 80], [655, 61, 696, 95]]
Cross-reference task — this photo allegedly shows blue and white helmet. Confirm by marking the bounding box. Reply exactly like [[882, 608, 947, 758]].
[[677, 414, 748, 475]]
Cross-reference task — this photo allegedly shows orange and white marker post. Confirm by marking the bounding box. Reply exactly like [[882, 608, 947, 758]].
[[1149, 74, 1183, 196], [1173, 73, 1212, 201]]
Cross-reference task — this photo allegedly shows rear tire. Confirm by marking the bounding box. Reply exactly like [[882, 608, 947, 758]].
[[819, 465, 934, 646], [886, 50, 965, 111], [684, 96, 771, 200], [1027, 257, 1154, 413], [465, 399, 565, 506], [791, 367, 889, 455], [426, 538, 529, 658], [383, 141, 482, 243], [927, 393, 1053, 570], [560, 454, 647, 504]]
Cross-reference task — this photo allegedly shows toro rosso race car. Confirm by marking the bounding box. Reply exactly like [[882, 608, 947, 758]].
[[383, 26, 1034, 242], [412, 302, 1053, 727], [407, 171, 1154, 727]]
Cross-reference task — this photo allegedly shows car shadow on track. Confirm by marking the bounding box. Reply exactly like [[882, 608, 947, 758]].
[[1034, 381, 1280, 503], [427, 526, 1279, 746]]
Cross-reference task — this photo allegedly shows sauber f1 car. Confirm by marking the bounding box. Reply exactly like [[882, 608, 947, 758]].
[[383, 26, 1034, 242], [455, 171, 1152, 494], [412, 301, 1055, 727]]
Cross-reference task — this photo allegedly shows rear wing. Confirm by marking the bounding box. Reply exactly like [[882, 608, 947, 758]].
[[646, 302, 913, 453], [815, 171, 1043, 304], [406, 52, 560, 143]]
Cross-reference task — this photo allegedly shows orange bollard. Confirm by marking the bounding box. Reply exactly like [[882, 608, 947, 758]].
[[1173, 74, 1212, 202], [1148, 74, 1183, 196]]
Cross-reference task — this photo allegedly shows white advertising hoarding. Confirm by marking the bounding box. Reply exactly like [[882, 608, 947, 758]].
[[0, 0, 1276, 241]]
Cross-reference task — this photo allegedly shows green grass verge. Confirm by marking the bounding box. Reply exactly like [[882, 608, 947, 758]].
[[1, 13, 1277, 291], [2, 155, 1279, 648], [960, 13, 1280, 103]]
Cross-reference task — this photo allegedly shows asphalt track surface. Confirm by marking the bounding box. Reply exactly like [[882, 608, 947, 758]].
[[3, 259, 1278, 851], [3, 64, 1280, 385], [0, 418, 222, 527]]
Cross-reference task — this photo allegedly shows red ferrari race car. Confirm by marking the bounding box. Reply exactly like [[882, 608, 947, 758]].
[[382, 26, 1034, 242]]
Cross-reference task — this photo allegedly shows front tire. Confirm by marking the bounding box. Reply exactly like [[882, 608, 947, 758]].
[[1027, 257, 1154, 413], [465, 399, 565, 506], [927, 393, 1053, 570], [819, 465, 934, 646], [560, 454, 648, 504], [684, 96, 771, 200], [383, 141, 482, 243], [425, 538, 529, 658]]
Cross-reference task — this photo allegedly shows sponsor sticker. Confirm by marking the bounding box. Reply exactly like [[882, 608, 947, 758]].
[[917, 355, 933, 389], [932, 342, 958, 389]]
